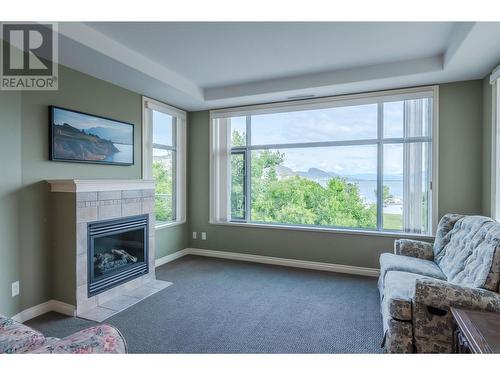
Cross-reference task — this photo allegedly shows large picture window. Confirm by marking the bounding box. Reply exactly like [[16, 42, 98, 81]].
[[210, 87, 438, 235], [143, 97, 186, 228]]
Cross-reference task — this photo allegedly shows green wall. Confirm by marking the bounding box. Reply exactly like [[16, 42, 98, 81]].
[[438, 81, 484, 217], [0, 92, 22, 317], [0, 65, 187, 317], [188, 80, 486, 269]]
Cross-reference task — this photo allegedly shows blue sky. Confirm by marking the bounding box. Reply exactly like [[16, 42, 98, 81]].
[[152, 110, 174, 146], [54, 107, 131, 132], [230, 101, 413, 175]]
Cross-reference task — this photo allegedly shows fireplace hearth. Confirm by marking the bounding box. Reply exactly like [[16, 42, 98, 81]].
[[88, 215, 149, 297]]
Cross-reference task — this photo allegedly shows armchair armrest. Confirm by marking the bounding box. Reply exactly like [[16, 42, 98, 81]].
[[394, 239, 434, 260], [30, 324, 127, 354], [414, 278, 500, 313]]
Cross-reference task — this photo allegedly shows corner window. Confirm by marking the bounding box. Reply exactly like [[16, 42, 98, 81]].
[[143, 97, 186, 228], [210, 87, 438, 235]]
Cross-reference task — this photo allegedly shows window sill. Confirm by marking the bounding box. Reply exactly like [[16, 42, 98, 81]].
[[209, 220, 435, 240], [155, 220, 186, 230]]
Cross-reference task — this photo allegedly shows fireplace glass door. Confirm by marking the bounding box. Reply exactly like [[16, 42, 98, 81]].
[[88, 215, 149, 296]]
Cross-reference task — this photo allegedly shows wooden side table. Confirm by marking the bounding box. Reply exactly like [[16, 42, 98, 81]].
[[451, 308, 500, 354]]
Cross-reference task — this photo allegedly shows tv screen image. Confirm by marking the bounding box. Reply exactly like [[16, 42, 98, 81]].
[[49, 106, 134, 165]]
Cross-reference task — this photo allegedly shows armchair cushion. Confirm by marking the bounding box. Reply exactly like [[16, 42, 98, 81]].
[[432, 213, 464, 258], [382, 271, 426, 322], [378, 253, 445, 292], [434, 216, 500, 291], [394, 239, 434, 260]]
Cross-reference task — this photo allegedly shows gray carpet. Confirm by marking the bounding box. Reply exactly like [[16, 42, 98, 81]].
[[26, 255, 383, 353]]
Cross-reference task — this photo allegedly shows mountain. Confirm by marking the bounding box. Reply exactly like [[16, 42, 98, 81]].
[[276, 165, 296, 178], [298, 167, 336, 179], [53, 123, 119, 161], [344, 173, 403, 181], [276, 166, 339, 180], [86, 126, 132, 145]]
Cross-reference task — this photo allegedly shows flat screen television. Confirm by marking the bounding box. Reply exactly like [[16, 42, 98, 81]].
[[49, 105, 134, 165]]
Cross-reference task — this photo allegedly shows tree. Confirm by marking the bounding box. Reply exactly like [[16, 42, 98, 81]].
[[247, 147, 377, 229], [229, 129, 393, 229], [231, 152, 245, 218], [153, 159, 173, 222], [232, 129, 246, 147], [383, 185, 393, 204]]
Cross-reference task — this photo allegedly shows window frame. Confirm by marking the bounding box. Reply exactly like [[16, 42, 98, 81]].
[[142, 96, 187, 229], [210, 86, 439, 237], [490, 65, 500, 220]]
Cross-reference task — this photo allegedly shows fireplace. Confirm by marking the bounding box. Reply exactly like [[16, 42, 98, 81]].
[[87, 214, 149, 297]]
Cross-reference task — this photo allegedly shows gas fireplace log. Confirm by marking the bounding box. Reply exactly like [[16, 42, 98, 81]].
[[94, 249, 138, 273], [112, 249, 138, 263]]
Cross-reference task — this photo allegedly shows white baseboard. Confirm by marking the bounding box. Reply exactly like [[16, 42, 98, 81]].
[[11, 300, 75, 323], [155, 248, 190, 267], [157, 247, 379, 277]]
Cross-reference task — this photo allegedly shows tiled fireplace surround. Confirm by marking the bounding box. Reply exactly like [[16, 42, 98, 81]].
[[48, 179, 171, 322]]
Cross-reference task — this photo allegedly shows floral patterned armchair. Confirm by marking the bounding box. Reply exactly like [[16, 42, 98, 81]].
[[378, 214, 500, 353], [1, 315, 127, 354]]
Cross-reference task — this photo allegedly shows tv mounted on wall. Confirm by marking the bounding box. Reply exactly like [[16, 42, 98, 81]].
[[49, 106, 134, 165]]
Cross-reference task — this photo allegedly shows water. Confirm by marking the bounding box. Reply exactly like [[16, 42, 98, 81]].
[[104, 143, 133, 163], [311, 176, 404, 214], [355, 179, 403, 203], [313, 177, 402, 203]]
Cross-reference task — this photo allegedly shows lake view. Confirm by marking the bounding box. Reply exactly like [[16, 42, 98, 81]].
[[104, 143, 133, 163]]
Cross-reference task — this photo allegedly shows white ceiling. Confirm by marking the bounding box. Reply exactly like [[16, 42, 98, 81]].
[[55, 22, 500, 111]]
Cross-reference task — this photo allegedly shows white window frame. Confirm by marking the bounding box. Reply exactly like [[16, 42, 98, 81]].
[[142, 96, 187, 229], [209, 86, 439, 238], [490, 65, 500, 220]]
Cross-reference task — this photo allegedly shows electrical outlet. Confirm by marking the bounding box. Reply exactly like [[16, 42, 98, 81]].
[[11, 281, 19, 297], [192, 231, 197, 240], [201, 232, 207, 240]]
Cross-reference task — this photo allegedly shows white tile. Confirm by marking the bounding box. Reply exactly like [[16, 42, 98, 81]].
[[78, 306, 116, 323], [123, 276, 144, 291], [76, 295, 98, 315], [141, 273, 155, 284], [77, 206, 97, 223], [141, 189, 155, 198], [142, 198, 155, 214], [123, 285, 158, 299], [122, 201, 142, 216], [77, 223, 87, 255], [148, 213, 155, 235], [96, 283, 130, 305], [122, 190, 142, 199], [98, 191, 121, 201], [77, 192, 98, 202], [76, 254, 87, 286], [77, 284, 86, 301], [100, 295, 141, 312], [145, 279, 172, 290], [98, 204, 121, 220]]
